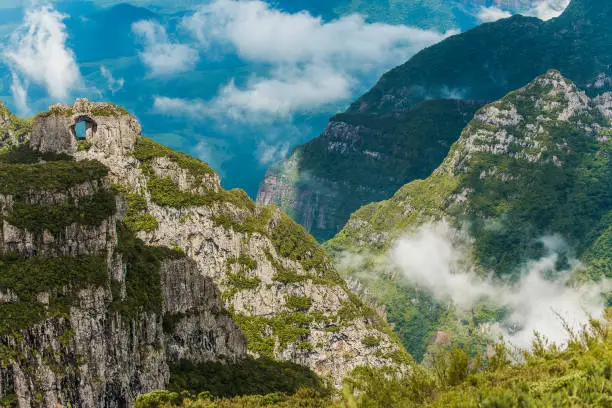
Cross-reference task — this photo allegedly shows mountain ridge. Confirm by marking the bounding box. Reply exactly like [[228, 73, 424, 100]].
[[257, 0, 612, 242]]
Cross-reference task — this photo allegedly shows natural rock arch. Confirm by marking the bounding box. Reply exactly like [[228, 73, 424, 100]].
[[70, 115, 97, 142], [30, 99, 141, 155]]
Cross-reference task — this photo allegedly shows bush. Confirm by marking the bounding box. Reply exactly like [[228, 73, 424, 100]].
[[168, 358, 325, 398]]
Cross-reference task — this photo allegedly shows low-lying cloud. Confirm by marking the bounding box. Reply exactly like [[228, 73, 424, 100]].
[[389, 222, 610, 349]]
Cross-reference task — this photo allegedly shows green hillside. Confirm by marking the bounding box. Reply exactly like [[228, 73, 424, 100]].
[[328, 70, 612, 359]]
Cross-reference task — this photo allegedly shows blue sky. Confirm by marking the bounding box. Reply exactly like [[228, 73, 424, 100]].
[[0, 0, 569, 195]]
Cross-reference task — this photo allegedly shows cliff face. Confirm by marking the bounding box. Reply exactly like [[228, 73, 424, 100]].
[[0, 119, 246, 407], [0, 99, 404, 406], [258, 100, 481, 242], [258, 0, 610, 243]]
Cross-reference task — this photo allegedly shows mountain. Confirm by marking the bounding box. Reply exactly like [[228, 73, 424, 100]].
[[327, 70, 612, 359], [257, 0, 611, 242], [0, 100, 405, 406]]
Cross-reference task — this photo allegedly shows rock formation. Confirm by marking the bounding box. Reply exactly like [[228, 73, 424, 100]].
[[0, 99, 405, 407]]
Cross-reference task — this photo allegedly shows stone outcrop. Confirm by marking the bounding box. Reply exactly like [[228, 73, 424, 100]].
[[29, 99, 140, 155], [0, 257, 245, 407]]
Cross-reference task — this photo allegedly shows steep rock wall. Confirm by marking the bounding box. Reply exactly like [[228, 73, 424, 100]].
[[0, 138, 246, 407]]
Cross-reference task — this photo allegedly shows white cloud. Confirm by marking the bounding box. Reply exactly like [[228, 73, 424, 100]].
[[158, 0, 454, 121], [257, 140, 289, 165], [10, 72, 29, 116], [389, 222, 611, 349], [153, 95, 207, 118], [477, 6, 512, 23], [154, 66, 353, 122], [214, 65, 353, 121], [100, 65, 124, 93], [132, 20, 199, 77], [183, 1, 450, 67], [5, 4, 81, 102], [529, 0, 570, 21]]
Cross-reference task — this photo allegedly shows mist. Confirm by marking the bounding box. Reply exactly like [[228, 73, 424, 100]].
[[390, 222, 611, 349]]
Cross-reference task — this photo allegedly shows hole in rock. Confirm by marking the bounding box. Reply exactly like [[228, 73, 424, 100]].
[[75, 121, 86, 140]]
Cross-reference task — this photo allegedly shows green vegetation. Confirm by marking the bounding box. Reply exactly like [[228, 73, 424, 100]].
[[270, 213, 340, 280], [77, 140, 92, 151], [0, 255, 108, 335], [138, 161, 253, 211], [133, 137, 215, 184], [0, 146, 116, 235], [328, 173, 460, 253], [90, 104, 130, 117], [168, 358, 325, 399], [285, 295, 313, 311], [138, 314, 612, 407], [456, 92, 612, 276], [0, 157, 108, 196], [7, 189, 116, 234], [229, 254, 258, 271], [232, 311, 313, 358], [361, 336, 380, 347], [144, 170, 209, 208], [135, 388, 330, 408], [114, 185, 158, 233], [0, 145, 72, 164], [35, 105, 73, 118], [112, 226, 183, 318], [224, 255, 261, 297], [211, 210, 270, 236]]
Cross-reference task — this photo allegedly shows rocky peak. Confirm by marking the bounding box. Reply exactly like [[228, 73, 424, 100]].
[[30, 99, 140, 156], [441, 70, 600, 176], [327, 71, 612, 362]]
